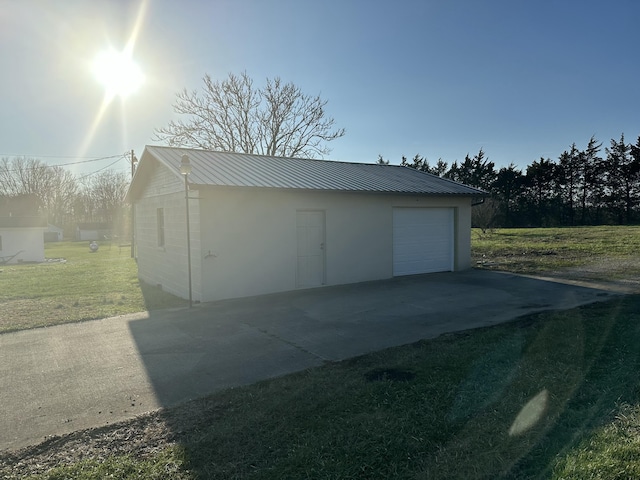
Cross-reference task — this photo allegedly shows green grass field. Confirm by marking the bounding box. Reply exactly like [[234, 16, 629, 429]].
[[472, 226, 640, 285], [473, 225, 640, 265], [0, 242, 186, 333], [2, 227, 640, 479]]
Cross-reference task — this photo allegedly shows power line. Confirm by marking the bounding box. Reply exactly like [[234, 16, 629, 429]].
[[77, 156, 127, 180], [0, 153, 120, 160], [43, 155, 123, 167], [0, 153, 128, 174]]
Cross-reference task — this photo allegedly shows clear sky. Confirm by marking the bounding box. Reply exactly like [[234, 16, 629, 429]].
[[1, 0, 639, 177]]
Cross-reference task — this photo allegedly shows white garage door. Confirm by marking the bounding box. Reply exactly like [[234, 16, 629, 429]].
[[393, 207, 454, 276]]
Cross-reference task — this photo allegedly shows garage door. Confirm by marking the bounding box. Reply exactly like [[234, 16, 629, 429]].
[[393, 207, 454, 276]]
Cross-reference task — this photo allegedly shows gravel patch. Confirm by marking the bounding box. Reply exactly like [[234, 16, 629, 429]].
[[0, 397, 222, 478]]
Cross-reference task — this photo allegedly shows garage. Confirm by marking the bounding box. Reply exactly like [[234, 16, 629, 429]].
[[128, 146, 484, 302], [393, 207, 454, 276]]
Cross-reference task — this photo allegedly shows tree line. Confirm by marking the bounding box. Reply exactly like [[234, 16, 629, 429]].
[[0, 157, 130, 239], [386, 133, 640, 228]]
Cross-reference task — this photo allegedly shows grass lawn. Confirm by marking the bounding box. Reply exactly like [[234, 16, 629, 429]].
[[2, 226, 640, 478], [472, 226, 640, 287], [0, 241, 186, 333]]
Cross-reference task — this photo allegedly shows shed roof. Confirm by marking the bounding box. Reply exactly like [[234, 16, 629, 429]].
[[128, 145, 486, 200]]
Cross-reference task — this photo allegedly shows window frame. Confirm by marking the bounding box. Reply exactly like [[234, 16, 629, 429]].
[[157, 208, 165, 247]]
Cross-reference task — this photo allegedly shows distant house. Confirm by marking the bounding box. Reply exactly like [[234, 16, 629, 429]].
[[76, 222, 111, 241], [45, 224, 64, 242], [0, 216, 47, 264], [126, 146, 486, 303]]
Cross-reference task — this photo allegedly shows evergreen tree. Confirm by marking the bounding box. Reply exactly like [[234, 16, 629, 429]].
[[557, 144, 581, 225], [604, 134, 638, 224], [446, 148, 496, 191], [400, 154, 448, 176], [524, 158, 558, 226], [493, 164, 525, 227], [577, 136, 603, 224]]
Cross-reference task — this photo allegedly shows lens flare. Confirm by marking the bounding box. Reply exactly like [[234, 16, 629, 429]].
[[92, 48, 144, 100], [79, 0, 148, 158]]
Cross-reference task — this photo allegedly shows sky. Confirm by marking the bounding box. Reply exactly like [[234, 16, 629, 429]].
[[1, 0, 639, 177]]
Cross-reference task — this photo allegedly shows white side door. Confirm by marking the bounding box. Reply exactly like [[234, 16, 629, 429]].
[[296, 210, 325, 287]]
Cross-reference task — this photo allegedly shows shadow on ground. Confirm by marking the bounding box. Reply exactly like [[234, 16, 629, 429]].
[[154, 297, 640, 478], [128, 270, 619, 407], [122, 272, 640, 478]]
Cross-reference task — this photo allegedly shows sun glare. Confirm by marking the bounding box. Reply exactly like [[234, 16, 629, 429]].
[[79, 0, 148, 159], [92, 48, 144, 99]]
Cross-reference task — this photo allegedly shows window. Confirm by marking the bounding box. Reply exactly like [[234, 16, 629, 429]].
[[157, 208, 165, 247]]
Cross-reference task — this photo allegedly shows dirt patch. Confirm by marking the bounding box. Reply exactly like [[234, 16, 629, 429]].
[[0, 399, 210, 478], [475, 254, 640, 293], [544, 257, 640, 292]]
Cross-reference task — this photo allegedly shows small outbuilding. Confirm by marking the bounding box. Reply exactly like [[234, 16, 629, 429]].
[[126, 146, 485, 303], [45, 224, 64, 242], [76, 222, 111, 241], [0, 216, 47, 264]]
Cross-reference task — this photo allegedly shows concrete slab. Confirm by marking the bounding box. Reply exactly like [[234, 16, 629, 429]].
[[0, 270, 620, 451]]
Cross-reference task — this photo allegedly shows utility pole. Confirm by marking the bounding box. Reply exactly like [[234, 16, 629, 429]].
[[131, 149, 136, 177], [130, 150, 137, 259]]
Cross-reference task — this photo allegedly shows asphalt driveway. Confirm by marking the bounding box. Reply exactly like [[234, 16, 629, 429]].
[[0, 269, 619, 451]]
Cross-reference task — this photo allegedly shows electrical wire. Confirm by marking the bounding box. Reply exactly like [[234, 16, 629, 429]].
[[0, 153, 121, 159], [0, 154, 126, 173], [76, 155, 128, 180]]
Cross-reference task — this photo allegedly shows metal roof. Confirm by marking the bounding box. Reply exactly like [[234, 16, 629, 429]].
[[141, 145, 486, 196]]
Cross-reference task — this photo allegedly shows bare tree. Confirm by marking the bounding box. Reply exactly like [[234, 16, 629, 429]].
[[0, 157, 82, 233], [85, 170, 130, 224], [472, 197, 499, 234], [154, 72, 345, 158], [46, 167, 78, 228], [0, 157, 52, 199]]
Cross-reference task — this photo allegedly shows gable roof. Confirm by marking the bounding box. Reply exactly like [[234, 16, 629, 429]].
[[127, 145, 486, 201]]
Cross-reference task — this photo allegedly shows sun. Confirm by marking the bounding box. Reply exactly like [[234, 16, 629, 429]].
[[92, 48, 144, 100]]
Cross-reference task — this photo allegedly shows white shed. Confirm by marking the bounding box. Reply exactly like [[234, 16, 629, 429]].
[[126, 146, 485, 303], [0, 216, 47, 264], [76, 223, 110, 241], [45, 224, 64, 242]]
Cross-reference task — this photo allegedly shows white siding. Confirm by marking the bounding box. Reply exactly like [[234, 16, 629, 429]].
[[134, 163, 202, 301], [78, 230, 99, 241], [197, 188, 472, 302], [0, 227, 45, 264]]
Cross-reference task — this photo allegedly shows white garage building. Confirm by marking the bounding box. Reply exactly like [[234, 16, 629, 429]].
[[126, 146, 485, 303]]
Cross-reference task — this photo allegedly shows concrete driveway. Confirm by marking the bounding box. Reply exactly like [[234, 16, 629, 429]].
[[0, 269, 619, 451]]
